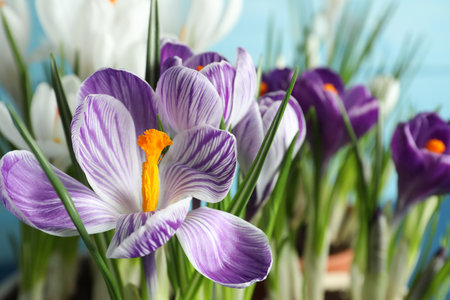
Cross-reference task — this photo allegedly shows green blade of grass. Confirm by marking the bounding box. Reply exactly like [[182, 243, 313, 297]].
[[7, 104, 122, 300], [145, 0, 160, 89]]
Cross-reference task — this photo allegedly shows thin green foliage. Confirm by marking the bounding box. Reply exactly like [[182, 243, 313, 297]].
[[7, 104, 123, 300], [145, 0, 160, 89]]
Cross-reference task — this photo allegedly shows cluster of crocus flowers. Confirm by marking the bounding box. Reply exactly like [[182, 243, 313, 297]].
[[0, 68, 272, 288], [391, 112, 450, 217]]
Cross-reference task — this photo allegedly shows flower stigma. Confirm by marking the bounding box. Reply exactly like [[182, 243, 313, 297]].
[[109, 0, 117, 4], [425, 138, 446, 154], [259, 81, 268, 96], [137, 129, 173, 212], [323, 83, 338, 94], [196, 65, 204, 71]]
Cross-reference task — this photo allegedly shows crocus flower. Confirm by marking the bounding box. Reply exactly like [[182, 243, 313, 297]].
[[0, 0, 30, 103], [1, 68, 272, 288], [294, 67, 379, 166], [0, 75, 81, 170], [35, 0, 150, 78], [259, 67, 294, 97], [391, 112, 450, 217], [233, 91, 306, 218], [159, 0, 243, 52], [159, 41, 256, 131]]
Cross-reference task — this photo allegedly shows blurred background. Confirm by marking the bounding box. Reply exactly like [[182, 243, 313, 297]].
[[0, 0, 449, 285]]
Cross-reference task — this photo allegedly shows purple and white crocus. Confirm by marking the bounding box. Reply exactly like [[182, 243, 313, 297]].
[[391, 112, 450, 217], [0, 68, 272, 288], [159, 39, 256, 131], [233, 91, 306, 219]]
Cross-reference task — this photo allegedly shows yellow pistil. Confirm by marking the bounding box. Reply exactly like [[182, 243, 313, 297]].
[[137, 129, 173, 212], [196, 65, 204, 71], [323, 83, 338, 94], [425, 138, 446, 154], [259, 81, 268, 97]]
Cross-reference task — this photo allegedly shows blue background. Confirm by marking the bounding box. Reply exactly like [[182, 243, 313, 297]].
[[0, 0, 449, 284]]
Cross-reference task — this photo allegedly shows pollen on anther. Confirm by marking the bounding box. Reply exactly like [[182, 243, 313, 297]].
[[425, 138, 446, 154], [323, 83, 338, 94], [259, 82, 269, 96], [196, 65, 204, 71]]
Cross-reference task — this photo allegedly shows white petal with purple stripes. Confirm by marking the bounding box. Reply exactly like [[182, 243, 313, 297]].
[[106, 198, 191, 258], [77, 68, 159, 138], [158, 125, 236, 207], [71, 95, 142, 214], [176, 207, 272, 288], [0, 151, 119, 236], [156, 66, 223, 134]]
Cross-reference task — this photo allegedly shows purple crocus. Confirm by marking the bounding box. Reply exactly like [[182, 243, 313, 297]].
[[233, 91, 306, 218], [0, 68, 272, 288], [391, 112, 450, 217], [159, 39, 256, 131], [259, 67, 295, 97], [294, 67, 379, 165]]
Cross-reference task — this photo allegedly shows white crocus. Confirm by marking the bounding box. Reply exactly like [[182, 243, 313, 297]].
[[0, 75, 81, 170], [0, 0, 30, 104], [159, 0, 243, 52], [369, 75, 400, 116], [35, 0, 150, 79]]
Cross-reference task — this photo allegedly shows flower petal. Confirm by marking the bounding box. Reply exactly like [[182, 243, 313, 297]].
[[228, 48, 256, 126], [344, 85, 379, 138], [176, 207, 272, 288], [156, 66, 223, 134], [77, 68, 158, 138], [71, 94, 142, 214], [160, 39, 194, 67], [106, 198, 191, 258], [159, 125, 236, 207], [183, 52, 227, 69], [0, 150, 119, 236], [199, 61, 236, 124]]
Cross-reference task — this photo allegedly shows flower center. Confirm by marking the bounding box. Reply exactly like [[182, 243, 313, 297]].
[[323, 83, 338, 94], [259, 81, 268, 97], [137, 129, 173, 212], [196, 65, 204, 71], [109, 0, 117, 3], [425, 138, 446, 154]]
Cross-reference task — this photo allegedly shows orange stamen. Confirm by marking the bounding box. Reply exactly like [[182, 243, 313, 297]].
[[425, 139, 446, 154], [109, 0, 116, 3], [259, 82, 269, 97], [323, 83, 338, 94], [137, 129, 173, 212], [196, 65, 204, 71]]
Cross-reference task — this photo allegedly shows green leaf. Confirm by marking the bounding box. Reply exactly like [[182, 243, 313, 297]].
[[6, 104, 123, 300], [145, 0, 160, 89], [49, 54, 87, 184], [0, 9, 33, 130], [228, 67, 299, 216], [264, 132, 298, 239]]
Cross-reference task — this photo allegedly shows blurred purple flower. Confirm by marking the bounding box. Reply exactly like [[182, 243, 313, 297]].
[[294, 67, 379, 166], [233, 91, 306, 219], [391, 112, 450, 217], [0, 68, 272, 288]]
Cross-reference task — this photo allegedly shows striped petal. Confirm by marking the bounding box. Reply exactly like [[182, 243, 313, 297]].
[[176, 207, 272, 288], [106, 198, 191, 258], [183, 52, 227, 70], [160, 39, 193, 66], [228, 48, 256, 127], [159, 125, 236, 207], [156, 66, 223, 134], [71, 94, 142, 214], [0, 150, 119, 236], [77, 68, 158, 138]]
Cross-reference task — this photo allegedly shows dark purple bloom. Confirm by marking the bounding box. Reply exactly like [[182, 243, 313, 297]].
[[260, 67, 295, 97], [391, 112, 450, 217], [294, 67, 379, 165]]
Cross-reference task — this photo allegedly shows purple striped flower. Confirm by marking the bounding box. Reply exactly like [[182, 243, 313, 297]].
[[0, 68, 272, 288], [158, 39, 256, 131], [233, 91, 306, 218], [391, 112, 450, 217], [294, 67, 379, 166]]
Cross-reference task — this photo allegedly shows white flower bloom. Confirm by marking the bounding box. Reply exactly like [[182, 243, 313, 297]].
[[35, 0, 150, 79], [0, 0, 30, 104], [369, 75, 400, 116], [0, 75, 81, 170]]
